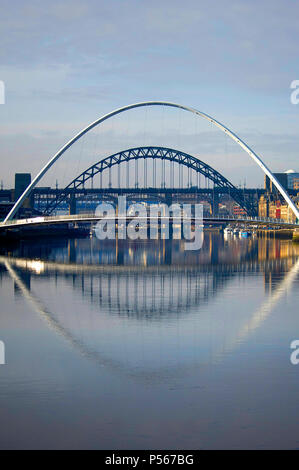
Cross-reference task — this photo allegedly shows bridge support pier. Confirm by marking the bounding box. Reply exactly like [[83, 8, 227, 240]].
[[212, 191, 219, 217], [165, 194, 174, 240], [69, 194, 77, 215]]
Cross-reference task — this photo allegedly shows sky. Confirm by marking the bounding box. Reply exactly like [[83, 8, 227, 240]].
[[0, 0, 299, 187]]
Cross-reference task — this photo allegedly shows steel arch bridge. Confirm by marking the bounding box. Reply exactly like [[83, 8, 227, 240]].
[[43, 146, 256, 216], [4, 101, 299, 223]]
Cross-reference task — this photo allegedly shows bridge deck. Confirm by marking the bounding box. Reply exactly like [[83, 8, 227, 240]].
[[1, 214, 299, 230]]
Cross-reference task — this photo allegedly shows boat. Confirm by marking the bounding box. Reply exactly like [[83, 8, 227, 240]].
[[240, 230, 252, 238]]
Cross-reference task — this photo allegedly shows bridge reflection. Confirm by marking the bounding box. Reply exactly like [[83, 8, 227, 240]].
[[0, 235, 299, 383], [1, 231, 298, 264], [1, 234, 298, 317]]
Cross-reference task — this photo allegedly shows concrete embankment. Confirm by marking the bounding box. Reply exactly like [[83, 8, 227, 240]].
[[293, 229, 299, 242]]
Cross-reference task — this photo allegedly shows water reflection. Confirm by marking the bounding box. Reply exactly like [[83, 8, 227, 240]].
[[2, 231, 298, 265], [1, 234, 299, 380], [1, 233, 299, 449]]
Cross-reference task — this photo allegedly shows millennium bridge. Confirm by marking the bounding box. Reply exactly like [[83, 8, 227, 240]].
[[1, 213, 298, 231]]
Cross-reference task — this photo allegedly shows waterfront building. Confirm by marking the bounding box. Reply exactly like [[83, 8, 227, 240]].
[[258, 193, 299, 222]]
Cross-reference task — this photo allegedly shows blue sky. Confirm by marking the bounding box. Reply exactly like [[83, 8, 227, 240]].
[[0, 0, 299, 187]]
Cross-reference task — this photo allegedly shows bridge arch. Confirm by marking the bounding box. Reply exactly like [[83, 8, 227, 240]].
[[4, 101, 299, 223], [43, 146, 256, 216]]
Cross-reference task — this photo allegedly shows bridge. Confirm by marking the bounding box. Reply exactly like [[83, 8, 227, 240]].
[[1, 212, 298, 231], [40, 146, 258, 217], [2, 101, 299, 233], [32, 186, 265, 211]]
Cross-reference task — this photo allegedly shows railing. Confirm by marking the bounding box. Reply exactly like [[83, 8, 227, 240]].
[[206, 214, 299, 225], [1, 213, 299, 227]]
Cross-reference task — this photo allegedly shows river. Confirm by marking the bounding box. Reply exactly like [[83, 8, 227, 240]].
[[0, 232, 299, 449]]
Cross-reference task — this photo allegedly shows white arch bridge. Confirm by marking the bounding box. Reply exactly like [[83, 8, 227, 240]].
[[3, 101, 299, 225], [1, 213, 299, 231]]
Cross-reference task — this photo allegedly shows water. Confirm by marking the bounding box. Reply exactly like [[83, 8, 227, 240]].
[[0, 232, 299, 449]]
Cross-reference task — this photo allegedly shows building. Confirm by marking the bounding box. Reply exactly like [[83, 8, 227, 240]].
[[264, 170, 299, 191], [268, 200, 282, 219], [293, 178, 299, 190], [14, 173, 31, 201], [233, 204, 247, 217], [258, 195, 269, 218], [258, 193, 299, 223], [286, 170, 299, 189], [0, 202, 14, 220], [264, 173, 288, 192]]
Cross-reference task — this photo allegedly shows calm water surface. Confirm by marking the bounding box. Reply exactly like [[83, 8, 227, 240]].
[[0, 232, 299, 449]]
